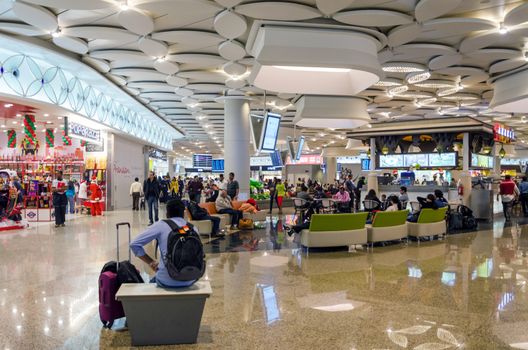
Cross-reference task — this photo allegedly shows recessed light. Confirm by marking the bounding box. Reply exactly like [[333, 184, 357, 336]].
[[57, 116, 62, 120], [499, 22, 508, 34], [43, 113, 49, 117], [15, 114, 21, 117], [46, 121, 52, 124], [12, 121, 17, 124], [4, 104, 13, 108]]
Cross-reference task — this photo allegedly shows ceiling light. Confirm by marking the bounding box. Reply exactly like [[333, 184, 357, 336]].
[[156, 56, 167, 62], [382, 62, 426, 73], [273, 66, 350, 73], [437, 87, 459, 97], [4, 103, 12, 108], [366, 123, 372, 128], [15, 113, 21, 117], [1, 125, 5, 128], [57, 116, 62, 120], [499, 22, 508, 34], [406, 71, 431, 84], [413, 79, 457, 89], [51, 28, 61, 37], [41, 129, 46, 132], [43, 113, 49, 117], [442, 93, 480, 101], [46, 121, 52, 124], [373, 78, 402, 87], [418, 97, 437, 105], [396, 90, 434, 99], [387, 85, 409, 96], [12, 121, 17, 124], [120, 1, 129, 11]]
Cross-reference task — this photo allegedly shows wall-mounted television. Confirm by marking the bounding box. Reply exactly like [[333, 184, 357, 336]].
[[427, 152, 457, 167], [471, 153, 494, 169], [361, 158, 370, 170], [379, 154, 404, 168], [212, 159, 224, 172], [193, 154, 212, 168], [259, 112, 281, 153]]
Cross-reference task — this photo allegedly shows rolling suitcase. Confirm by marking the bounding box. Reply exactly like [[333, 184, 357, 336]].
[[98, 222, 140, 329]]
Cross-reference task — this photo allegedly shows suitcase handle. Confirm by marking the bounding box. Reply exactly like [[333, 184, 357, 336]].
[[116, 222, 131, 264]]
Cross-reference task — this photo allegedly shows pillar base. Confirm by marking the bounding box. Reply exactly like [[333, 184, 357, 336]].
[[367, 171, 379, 194], [459, 171, 472, 207]]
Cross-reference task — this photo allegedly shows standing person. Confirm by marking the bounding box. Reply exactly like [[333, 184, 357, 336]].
[[188, 176, 204, 203], [226, 172, 239, 200], [215, 190, 243, 230], [52, 171, 67, 227], [89, 177, 103, 216], [355, 176, 366, 211], [217, 173, 227, 191], [144, 171, 161, 225], [130, 177, 143, 211], [499, 175, 520, 222], [65, 180, 76, 215], [177, 176, 184, 198], [268, 178, 277, 214], [170, 177, 179, 198], [344, 175, 356, 211], [275, 178, 286, 214], [519, 176, 528, 216]]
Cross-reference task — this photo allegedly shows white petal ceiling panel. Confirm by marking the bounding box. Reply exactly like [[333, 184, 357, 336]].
[[111, 68, 167, 81], [415, 0, 463, 22], [186, 83, 225, 93], [150, 102, 185, 108], [388, 23, 421, 47], [316, 0, 355, 16], [175, 87, 194, 97], [222, 61, 246, 75], [435, 66, 488, 83], [110, 60, 154, 69], [218, 40, 246, 60], [459, 31, 501, 54], [225, 78, 246, 89], [124, 86, 140, 95], [168, 54, 226, 67], [177, 71, 226, 83], [107, 74, 127, 86], [138, 37, 168, 58], [52, 35, 88, 54], [152, 30, 223, 47], [135, 0, 222, 18], [58, 9, 113, 27], [504, 2, 528, 27], [82, 56, 110, 73], [127, 82, 175, 91], [378, 48, 394, 64], [0, 22, 46, 36], [193, 93, 219, 101], [421, 17, 496, 38], [214, 10, 247, 39], [489, 58, 526, 74], [166, 75, 188, 87], [235, 2, 321, 21], [428, 54, 462, 70], [140, 92, 179, 100], [393, 43, 457, 60], [215, 0, 243, 7], [23, 0, 113, 10], [465, 48, 521, 62], [334, 10, 413, 27], [63, 26, 139, 42], [12, 1, 57, 32], [117, 8, 154, 36], [89, 50, 151, 63], [153, 60, 179, 75]]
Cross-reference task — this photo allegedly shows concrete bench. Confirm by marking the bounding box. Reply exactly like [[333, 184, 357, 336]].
[[116, 281, 212, 346]]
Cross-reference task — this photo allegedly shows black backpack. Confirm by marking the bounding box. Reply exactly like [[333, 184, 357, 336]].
[[160, 220, 205, 282], [100, 260, 144, 287], [188, 202, 208, 220]]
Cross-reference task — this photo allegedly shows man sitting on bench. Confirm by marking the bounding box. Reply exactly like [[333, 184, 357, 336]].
[[130, 199, 196, 288]]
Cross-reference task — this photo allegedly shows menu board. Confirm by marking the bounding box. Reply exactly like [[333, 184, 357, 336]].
[[428, 153, 457, 167], [193, 154, 212, 168], [379, 154, 404, 168], [404, 153, 428, 167], [471, 154, 494, 169]]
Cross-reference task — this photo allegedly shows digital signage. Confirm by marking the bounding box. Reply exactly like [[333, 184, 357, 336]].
[[259, 112, 281, 153]]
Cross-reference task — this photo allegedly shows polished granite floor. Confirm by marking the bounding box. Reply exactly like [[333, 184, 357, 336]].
[[1, 208, 527, 349]]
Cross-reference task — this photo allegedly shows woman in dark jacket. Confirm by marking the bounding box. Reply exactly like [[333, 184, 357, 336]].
[[364, 189, 381, 211]]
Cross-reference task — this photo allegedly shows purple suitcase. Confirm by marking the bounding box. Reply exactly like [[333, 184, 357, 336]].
[[98, 222, 131, 329]]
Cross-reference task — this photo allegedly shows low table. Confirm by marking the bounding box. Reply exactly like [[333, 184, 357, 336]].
[[116, 281, 212, 346]]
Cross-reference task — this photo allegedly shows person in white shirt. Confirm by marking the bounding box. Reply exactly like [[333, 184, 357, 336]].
[[385, 196, 400, 212], [130, 177, 143, 211], [215, 190, 243, 229], [217, 173, 228, 191]]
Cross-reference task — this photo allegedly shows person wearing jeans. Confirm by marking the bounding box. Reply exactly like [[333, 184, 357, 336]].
[[143, 171, 161, 225], [215, 190, 243, 229], [65, 180, 76, 214], [519, 176, 528, 216], [52, 171, 67, 227], [498, 174, 519, 222]]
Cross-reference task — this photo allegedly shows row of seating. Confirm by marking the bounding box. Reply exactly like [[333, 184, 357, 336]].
[[185, 201, 268, 237], [300, 207, 448, 250]]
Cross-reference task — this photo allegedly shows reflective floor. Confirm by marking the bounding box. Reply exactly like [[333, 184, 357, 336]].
[[0, 208, 527, 349]]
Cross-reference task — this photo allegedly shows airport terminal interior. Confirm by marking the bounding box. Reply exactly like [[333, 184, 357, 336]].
[[4, 0, 528, 349]]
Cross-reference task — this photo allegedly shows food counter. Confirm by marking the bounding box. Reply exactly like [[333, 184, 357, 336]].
[[361, 185, 459, 203]]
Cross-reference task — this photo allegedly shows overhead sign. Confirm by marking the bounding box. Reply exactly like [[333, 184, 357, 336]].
[[68, 122, 101, 143], [85, 142, 104, 152], [494, 123, 515, 143], [285, 155, 322, 165], [149, 149, 167, 161], [250, 156, 272, 166]]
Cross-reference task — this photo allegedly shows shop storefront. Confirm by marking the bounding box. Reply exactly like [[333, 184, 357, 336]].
[[148, 148, 168, 176]]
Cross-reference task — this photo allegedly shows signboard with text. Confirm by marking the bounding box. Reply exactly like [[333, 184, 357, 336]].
[[494, 123, 515, 143], [285, 155, 322, 165], [68, 122, 101, 142]]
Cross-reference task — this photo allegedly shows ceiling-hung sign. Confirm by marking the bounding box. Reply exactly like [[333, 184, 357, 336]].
[[494, 123, 515, 143]]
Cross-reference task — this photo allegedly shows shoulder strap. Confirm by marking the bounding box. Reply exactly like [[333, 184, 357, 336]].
[[163, 219, 181, 231]]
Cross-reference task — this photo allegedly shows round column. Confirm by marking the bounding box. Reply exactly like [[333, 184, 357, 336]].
[[222, 97, 251, 200], [367, 137, 379, 193], [325, 157, 337, 184]]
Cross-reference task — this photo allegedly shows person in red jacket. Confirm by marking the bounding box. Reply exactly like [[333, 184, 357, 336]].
[[89, 176, 103, 216]]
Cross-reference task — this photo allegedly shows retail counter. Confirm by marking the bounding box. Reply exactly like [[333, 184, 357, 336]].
[[361, 185, 458, 202]]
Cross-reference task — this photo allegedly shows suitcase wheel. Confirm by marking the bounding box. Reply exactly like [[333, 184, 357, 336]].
[[101, 319, 114, 329]]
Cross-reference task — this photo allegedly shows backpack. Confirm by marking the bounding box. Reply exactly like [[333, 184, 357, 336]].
[[188, 202, 208, 220], [100, 260, 144, 286], [161, 220, 205, 282]]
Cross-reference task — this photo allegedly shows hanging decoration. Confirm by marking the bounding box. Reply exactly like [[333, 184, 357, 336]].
[[7, 129, 15, 148], [62, 127, 71, 146], [45, 129, 54, 148], [23, 114, 37, 145], [80, 140, 87, 147]]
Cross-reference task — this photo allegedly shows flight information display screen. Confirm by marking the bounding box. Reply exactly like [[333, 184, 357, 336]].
[[193, 154, 212, 168]]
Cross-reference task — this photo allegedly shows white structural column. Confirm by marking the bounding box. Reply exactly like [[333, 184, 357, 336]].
[[223, 97, 251, 200], [368, 137, 379, 193], [460, 132, 472, 206], [325, 157, 337, 184]]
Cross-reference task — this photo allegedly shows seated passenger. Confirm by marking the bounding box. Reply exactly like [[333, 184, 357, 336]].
[[130, 199, 198, 288], [188, 201, 224, 237], [206, 184, 220, 202], [434, 189, 448, 207], [399, 186, 409, 203], [215, 190, 243, 230], [364, 189, 381, 211], [296, 185, 312, 201], [333, 186, 351, 212], [385, 196, 400, 212], [408, 194, 439, 222]]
